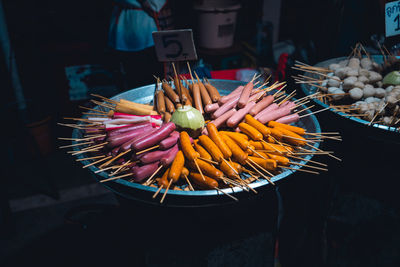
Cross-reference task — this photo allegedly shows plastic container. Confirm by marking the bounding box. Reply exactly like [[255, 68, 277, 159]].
[[194, 1, 241, 49]]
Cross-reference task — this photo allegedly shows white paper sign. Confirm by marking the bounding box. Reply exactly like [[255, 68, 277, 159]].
[[386, 1, 400, 37], [152, 29, 197, 62]]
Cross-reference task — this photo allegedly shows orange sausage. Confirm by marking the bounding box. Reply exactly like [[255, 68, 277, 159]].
[[180, 131, 200, 161], [230, 161, 242, 173], [198, 135, 224, 162], [188, 159, 224, 180], [204, 82, 221, 102], [220, 131, 249, 140], [182, 86, 193, 105], [181, 167, 190, 178], [192, 83, 203, 114], [220, 131, 249, 151], [220, 160, 238, 179], [164, 96, 175, 113], [193, 140, 212, 161], [252, 151, 269, 159], [189, 172, 219, 189], [268, 127, 284, 141], [162, 82, 180, 103], [156, 90, 166, 114], [244, 114, 271, 137], [207, 123, 232, 159], [198, 81, 212, 105], [221, 134, 248, 165], [169, 150, 184, 183], [273, 126, 307, 146], [267, 121, 306, 136], [163, 112, 172, 123], [266, 153, 290, 165], [238, 123, 263, 141], [248, 156, 277, 171], [158, 168, 170, 188]]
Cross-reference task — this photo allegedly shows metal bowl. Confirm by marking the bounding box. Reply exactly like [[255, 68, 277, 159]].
[[300, 55, 400, 144], [300, 57, 400, 205], [72, 79, 321, 207]]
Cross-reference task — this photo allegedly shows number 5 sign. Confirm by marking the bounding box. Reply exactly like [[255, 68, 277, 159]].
[[386, 1, 400, 37], [152, 29, 198, 62]]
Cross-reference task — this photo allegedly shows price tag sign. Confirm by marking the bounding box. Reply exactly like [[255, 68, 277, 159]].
[[386, 1, 400, 37], [152, 29, 197, 62]]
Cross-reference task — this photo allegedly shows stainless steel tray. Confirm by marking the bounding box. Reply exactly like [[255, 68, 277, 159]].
[[72, 79, 321, 207], [301, 55, 400, 135]]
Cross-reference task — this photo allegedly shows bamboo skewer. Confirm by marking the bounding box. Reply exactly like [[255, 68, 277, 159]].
[[214, 187, 239, 201], [83, 156, 112, 168], [286, 155, 327, 167], [136, 145, 159, 155], [246, 160, 275, 185], [279, 165, 319, 175], [100, 173, 133, 183], [59, 141, 94, 149], [160, 179, 173, 203]]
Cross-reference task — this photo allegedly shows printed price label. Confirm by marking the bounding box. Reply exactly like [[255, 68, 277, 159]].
[[152, 29, 197, 62], [386, 1, 400, 37]]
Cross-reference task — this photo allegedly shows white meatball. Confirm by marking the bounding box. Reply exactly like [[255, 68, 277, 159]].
[[354, 81, 365, 89], [329, 63, 341, 71], [374, 88, 386, 98], [349, 87, 363, 100], [358, 68, 370, 76], [346, 68, 359, 77], [382, 116, 393, 125], [327, 77, 341, 87], [376, 81, 383, 88], [385, 86, 394, 93], [385, 95, 398, 107], [321, 80, 328, 88], [335, 67, 350, 79], [358, 76, 369, 83], [368, 71, 383, 83], [328, 87, 340, 94], [365, 97, 376, 103], [342, 76, 358, 90], [348, 58, 360, 69], [359, 103, 369, 113], [360, 58, 373, 70], [332, 89, 346, 100], [366, 110, 375, 121], [363, 86, 376, 98]]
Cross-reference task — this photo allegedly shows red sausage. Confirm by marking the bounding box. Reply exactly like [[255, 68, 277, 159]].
[[159, 131, 180, 150], [249, 90, 265, 102], [119, 127, 158, 152], [226, 101, 256, 127], [257, 106, 292, 124], [249, 95, 274, 116], [160, 144, 179, 166], [276, 113, 300, 124], [140, 144, 178, 164], [130, 161, 160, 182], [107, 122, 152, 137], [107, 124, 154, 148], [131, 122, 176, 151], [211, 108, 237, 128], [218, 86, 244, 105], [237, 81, 254, 108], [205, 103, 220, 113], [212, 94, 241, 119], [254, 103, 279, 120]]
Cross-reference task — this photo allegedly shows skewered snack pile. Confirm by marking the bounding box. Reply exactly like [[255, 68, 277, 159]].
[[294, 43, 400, 128], [60, 71, 340, 203]]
